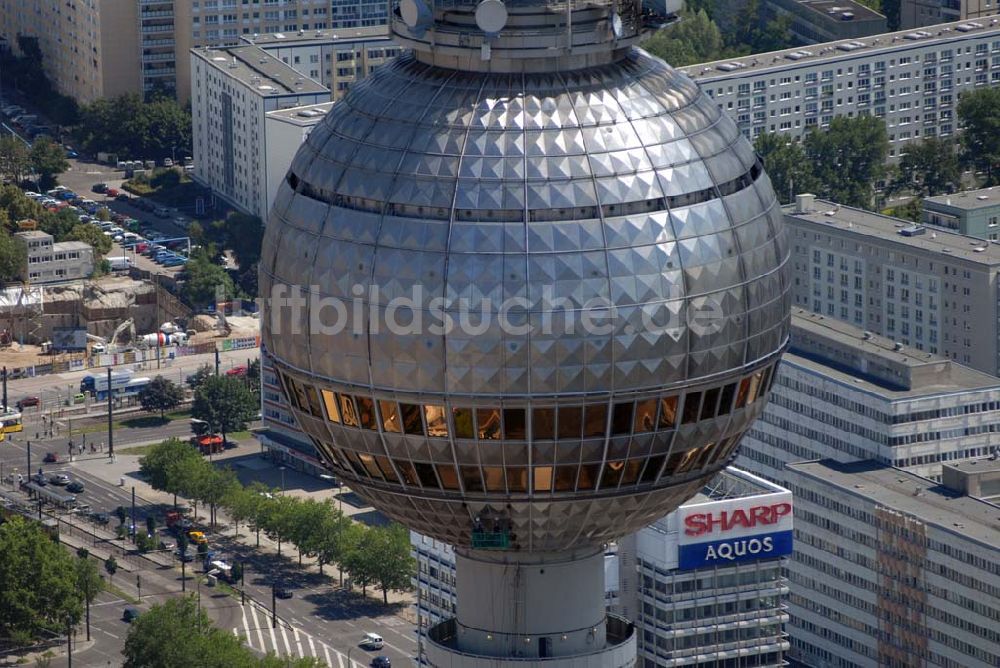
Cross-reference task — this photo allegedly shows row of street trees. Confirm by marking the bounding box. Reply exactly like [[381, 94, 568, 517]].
[[139, 439, 415, 604]]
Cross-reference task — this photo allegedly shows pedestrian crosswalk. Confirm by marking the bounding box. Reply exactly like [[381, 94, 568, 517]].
[[233, 601, 368, 668]]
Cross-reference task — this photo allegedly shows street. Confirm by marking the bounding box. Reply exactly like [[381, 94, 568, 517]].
[[0, 350, 417, 668]]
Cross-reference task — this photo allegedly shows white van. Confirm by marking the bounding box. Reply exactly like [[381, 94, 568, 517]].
[[107, 256, 133, 272], [360, 633, 383, 649]]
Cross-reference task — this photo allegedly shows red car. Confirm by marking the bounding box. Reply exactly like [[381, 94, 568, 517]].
[[225, 365, 247, 377], [43, 452, 59, 463]]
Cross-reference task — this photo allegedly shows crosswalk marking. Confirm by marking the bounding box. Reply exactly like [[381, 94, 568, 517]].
[[293, 627, 304, 658], [279, 622, 292, 655], [308, 634, 316, 657], [249, 602, 266, 651], [323, 642, 333, 668]]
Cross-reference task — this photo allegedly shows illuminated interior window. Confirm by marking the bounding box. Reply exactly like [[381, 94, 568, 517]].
[[436, 465, 461, 490], [477, 408, 501, 440], [412, 462, 440, 488], [533, 466, 553, 492], [321, 390, 341, 423], [452, 408, 474, 439], [394, 459, 419, 486], [746, 371, 764, 405], [658, 396, 678, 429], [558, 407, 582, 439], [533, 408, 555, 440], [554, 466, 577, 491], [379, 400, 402, 433], [507, 467, 528, 492], [665, 448, 695, 475], [424, 405, 449, 437], [620, 459, 643, 486], [400, 403, 424, 435], [611, 402, 633, 435], [700, 387, 720, 421], [600, 460, 625, 488], [358, 453, 383, 479], [735, 377, 752, 408], [374, 455, 399, 482], [682, 392, 702, 425], [718, 383, 737, 416], [695, 441, 718, 467], [339, 394, 360, 427], [583, 404, 607, 438], [640, 455, 664, 484], [503, 409, 526, 440], [576, 464, 600, 490], [483, 466, 505, 492], [460, 466, 484, 492], [356, 396, 378, 430], [634, 399, 657, 433]]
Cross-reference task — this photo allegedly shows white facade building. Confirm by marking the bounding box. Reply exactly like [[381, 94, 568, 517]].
[[414, 467, 792, 668], [190, 46, 330, 219], [784, 459, 1000, 667], [16, 231, 94, 284], [738, 308, 1000, 483], [678, 17, 1000, 160], [264, 102, 334, 220]]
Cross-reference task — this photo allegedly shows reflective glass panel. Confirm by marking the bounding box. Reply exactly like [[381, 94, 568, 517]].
[[681, 392, 701, 425], [746, 372, 763, 405], [658, 396, 679, 428], [611, 402, 634, 435], [577, 464, 600, 490], [342, 450, 367, 477], [358, 453, 383, 478], [640, 455, 664, 483], [379, 400, 402, 433], [477, 408, 502, 440], [424, 405, 449, 437], [460, 466, 484, 492], [601, 460, 625, 488], [558, 407, 582, 439], [533, 408, 556, 440], [621, 459, 643, 486], [413, 462, 440, 488], [356, 397, 378, 430], [718, 383, 737, 416], [634, 400, 657, 433], [483, 467, 505, 492], [436, 465, 461, 490], [304, 386, 323, 418], [533, 466, 553, 492], [503, 409, 526, 440], [554, 466, 577, 491], [394, 459, 419, 486], [339, 395, 360, 427], [400, 403, 424, 435], [735, 378, 752, 408], [374, 455, 399, 482], [452, 408, 475, 439], [584, 404, 608, 438], [321, 390, 341, 423], [700, 388, 720, 421], [507, 467, 528, 492]]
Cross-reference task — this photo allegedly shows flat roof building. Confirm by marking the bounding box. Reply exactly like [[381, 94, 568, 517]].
[[785, 195, 1000, 376], [678, 18, 1000, 160], [763, 0, 887, 45], [784, 459, 1000, 667], [922, 185, 1000, 238], [16, 231, 94, 285], [190, 46, 329, 219], [902, 0, 999, 29]]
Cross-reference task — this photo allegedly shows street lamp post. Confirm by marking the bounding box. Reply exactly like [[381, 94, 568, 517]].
[[319, 474, 343, 513], [279, 466, 286, 494]]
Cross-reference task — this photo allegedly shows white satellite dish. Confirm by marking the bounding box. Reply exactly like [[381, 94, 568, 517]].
[[610, 12, 623, 39], [400, 0, 432, 32], [475, 0, 508, 35]]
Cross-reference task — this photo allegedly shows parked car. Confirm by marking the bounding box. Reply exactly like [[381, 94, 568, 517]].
[[32, 473, 47, 486], [92, 183, 108, 194], [105, 188, 120, 198], [43, 452, 59, 463], [48, 473, 70, 486], [66, 480, 85, 493], [89, 511, 110, 525], [17, 396, 40, 409], [116, 193, 130, 202]]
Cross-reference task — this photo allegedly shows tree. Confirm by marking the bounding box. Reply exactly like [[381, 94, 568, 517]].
[[29, 137, 69, 191], [223, 212, 264, 270], [138, 377, 184, 418], [247, 358, 261, 393], [65, 222, 113, 257], [230, 561, 243, 586], [95, 207, 112, 222], [367, 524, 415, 605], [754, 133, 820, 204], [75, 556, 103, 640], [889, 137, 961, 198], [287, 498, 330, 566], [104, 556, 118, 587], [958, 87, 1000, 184], [146, 515, 157, 537], [139, 438, 202, 506], [643, 10, 729, 67], [804, 116, 888, 209], [342, 525, 377, 596], [186, 364, 214, 390], [0, 228, 27, 283], [0, 136, 31, 185], [191, 375, 258, 445], [259, 494, 299, 556], [177, 532, 189, 558], [115, 505, 128, 527], [180, 249, 235, 309], [77, 94, 191, 161], [0, 516, 83, 645]]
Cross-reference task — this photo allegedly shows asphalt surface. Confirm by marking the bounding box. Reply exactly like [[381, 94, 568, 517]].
[[0, 351, 417, 668]]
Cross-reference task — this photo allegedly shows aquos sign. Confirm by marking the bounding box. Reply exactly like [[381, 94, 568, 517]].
[[676, 492, 793, 570]]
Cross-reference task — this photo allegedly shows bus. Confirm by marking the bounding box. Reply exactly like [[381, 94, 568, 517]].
[[0, 409, 22, 434]]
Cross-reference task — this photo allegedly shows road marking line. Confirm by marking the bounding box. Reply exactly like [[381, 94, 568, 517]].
[[268, 614, 279, 653], [241, 606, 253, 647], [321, 643, 333, 668], [280, 621, 292, 655], [293, 626, 304, 657], [249, 602, 266, 651], [307, 634, 316, 657]]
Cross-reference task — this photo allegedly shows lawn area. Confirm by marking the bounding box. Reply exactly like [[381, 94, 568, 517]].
[[72, 408, 192, 436], [117, 443, 159, 456]]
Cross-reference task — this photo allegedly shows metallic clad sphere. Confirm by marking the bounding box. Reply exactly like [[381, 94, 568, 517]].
[[260, 49, 790, 552]]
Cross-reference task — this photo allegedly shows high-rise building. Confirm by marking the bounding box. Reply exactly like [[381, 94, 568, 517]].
[[678, 18, 1000, 159], [190, 46, 329, 219], [784, 458, 1000, 667], [259, 0, 790, 664], [901, 0, 1000, 29], [738, 308, 1000, 483], [785, 194, 1000, 376], [922, 185, 1000, 238], [415, 467, 793, 668]]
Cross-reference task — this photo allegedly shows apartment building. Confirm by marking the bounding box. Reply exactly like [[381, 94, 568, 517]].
[[784, 459, 1000, 667], [763, 0, 887, 45], [413, 467, 792, 668], [737, 308, 1000, 482], [190, 45, 329, 219], [16, 231, 94, 284], [785, 194, 1000, 375], [923, 184, 1000, 237], [0, 0, 140, 103], [901, 0, 1000, 29], [243, 26, 398, 98], [678, 17, 1000, 160]]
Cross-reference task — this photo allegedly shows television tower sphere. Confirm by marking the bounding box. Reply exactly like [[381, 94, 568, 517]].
[[261, 0, 789, 662]]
